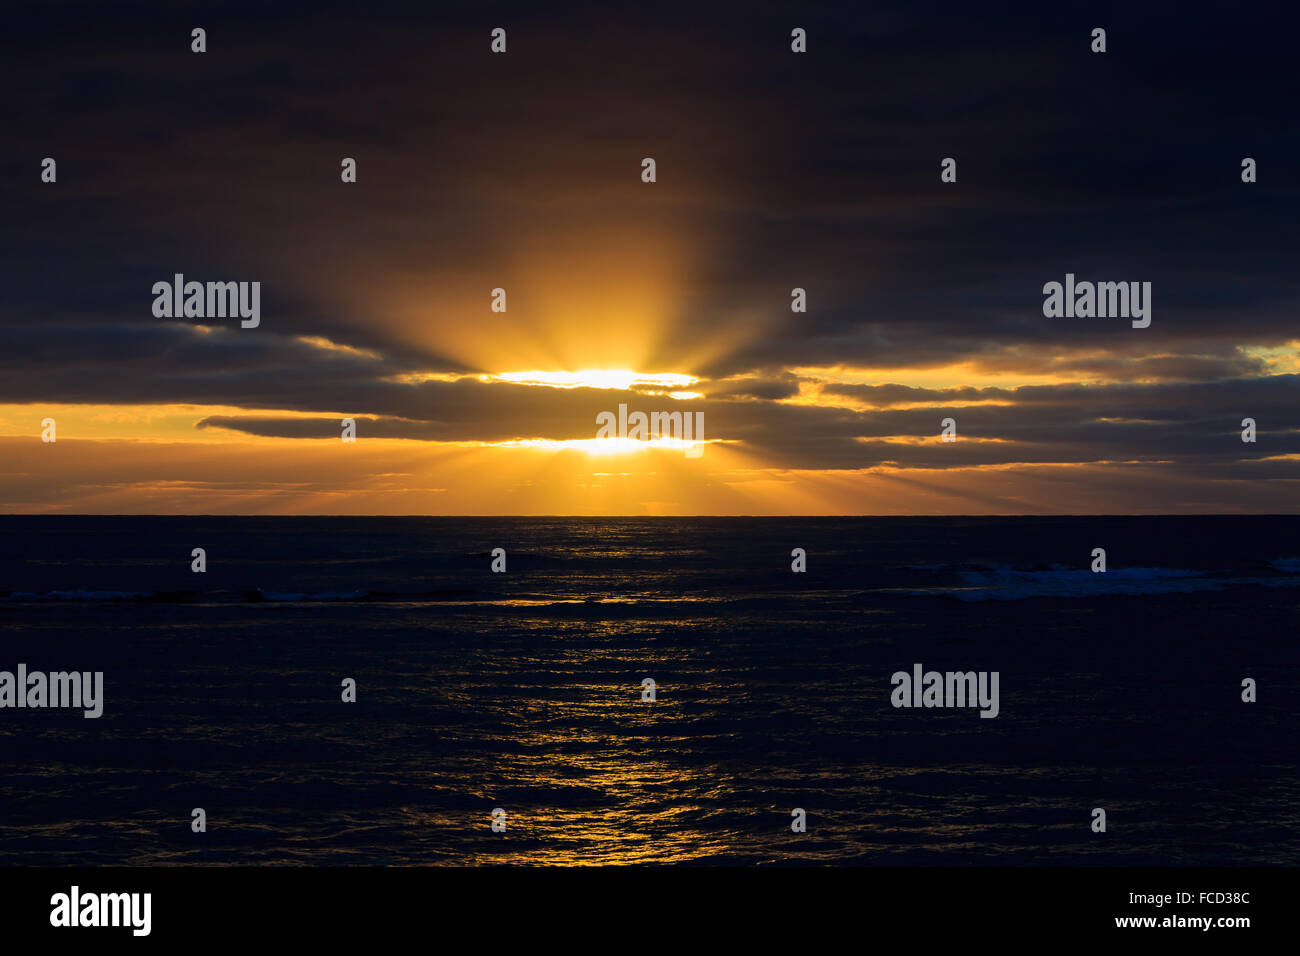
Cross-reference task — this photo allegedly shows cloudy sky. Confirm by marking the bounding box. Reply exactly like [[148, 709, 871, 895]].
[[3, 1, 1297, 513]]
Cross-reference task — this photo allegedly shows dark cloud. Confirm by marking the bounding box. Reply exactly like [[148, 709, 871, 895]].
[[182, 373, 1300, 477], [3, 1, 1298, 509]]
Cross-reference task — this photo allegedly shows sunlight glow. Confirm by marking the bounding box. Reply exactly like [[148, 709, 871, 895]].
[[295, 336, 384, 360], [493, 370, 698, 391], [488, 436, 711, 455], [382, 369, 702, 392]]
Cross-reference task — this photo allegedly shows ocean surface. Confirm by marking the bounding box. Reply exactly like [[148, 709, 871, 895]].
[[0, 515, 1296, 865]]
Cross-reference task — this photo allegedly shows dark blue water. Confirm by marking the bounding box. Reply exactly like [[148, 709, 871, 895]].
[[0, 516, 1296, 864]]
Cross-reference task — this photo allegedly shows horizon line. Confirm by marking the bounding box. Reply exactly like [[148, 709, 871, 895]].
[[2, 513, 1297, 520]]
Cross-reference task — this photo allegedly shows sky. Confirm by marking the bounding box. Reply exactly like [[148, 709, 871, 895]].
[[2, 0, 1298, 514]]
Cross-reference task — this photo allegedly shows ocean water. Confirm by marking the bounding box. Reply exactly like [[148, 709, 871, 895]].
[[0, 515, 1296, 865]]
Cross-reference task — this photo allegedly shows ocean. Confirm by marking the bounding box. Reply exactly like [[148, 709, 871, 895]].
[[0, 515, 1296, 865]]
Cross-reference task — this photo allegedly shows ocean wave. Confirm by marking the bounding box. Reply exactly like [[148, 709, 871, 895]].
[[4, 556, 1297, 605], [890, 561, 1300, 601]]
